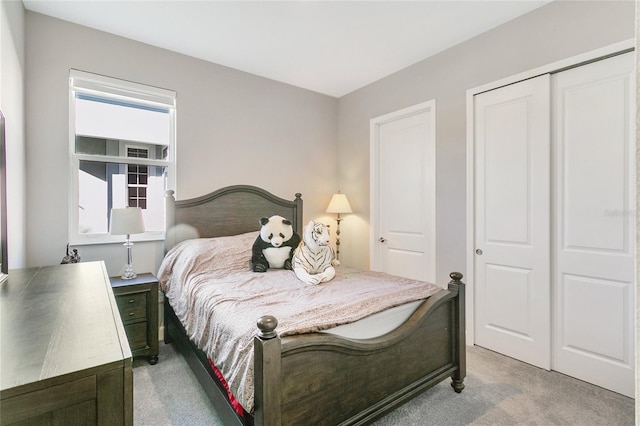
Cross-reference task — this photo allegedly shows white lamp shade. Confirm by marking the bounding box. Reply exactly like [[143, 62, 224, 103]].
[[326, 193, 353, 214], [110, 207, 145, 235]]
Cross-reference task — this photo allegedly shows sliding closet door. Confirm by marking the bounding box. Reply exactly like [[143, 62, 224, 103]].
[[473, 75, 551, 369], [552, 52, 635, 397]]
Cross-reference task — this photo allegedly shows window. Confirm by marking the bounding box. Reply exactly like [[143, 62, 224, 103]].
[[69, 70, 176, 244], [126, 146, 149, 209]]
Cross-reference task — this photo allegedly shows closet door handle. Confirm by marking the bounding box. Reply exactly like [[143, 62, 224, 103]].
[[379, 237, 386, 243], [476, 249, 483, 255]]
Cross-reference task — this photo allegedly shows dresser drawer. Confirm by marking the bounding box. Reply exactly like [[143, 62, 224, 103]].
[[124, 322, 148, 350], [1, 376, 96, 425], [116, 292, 147, 322]]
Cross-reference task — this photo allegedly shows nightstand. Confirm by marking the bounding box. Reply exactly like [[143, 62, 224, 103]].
[[110, 273, 159, 365]]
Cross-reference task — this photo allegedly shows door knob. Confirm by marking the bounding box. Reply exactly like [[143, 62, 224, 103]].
[[379, 237, 386, 243], [476, 249, 483, 255]]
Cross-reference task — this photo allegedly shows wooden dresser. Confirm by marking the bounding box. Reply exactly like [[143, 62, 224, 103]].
[[0, 261, 133, 425]]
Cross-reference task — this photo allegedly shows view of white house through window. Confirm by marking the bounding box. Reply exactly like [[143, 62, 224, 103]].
[[70, 70, 176, 243]]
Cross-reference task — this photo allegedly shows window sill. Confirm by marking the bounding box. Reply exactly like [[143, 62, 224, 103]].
[[69, 231, 165, 246]]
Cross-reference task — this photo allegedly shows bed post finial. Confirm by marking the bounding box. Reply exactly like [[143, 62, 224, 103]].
[[257, 315, 278, 339], [449, 271, 463, 283]]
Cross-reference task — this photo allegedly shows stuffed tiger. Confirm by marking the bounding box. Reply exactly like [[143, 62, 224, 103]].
[[292, 221, 339, 285]]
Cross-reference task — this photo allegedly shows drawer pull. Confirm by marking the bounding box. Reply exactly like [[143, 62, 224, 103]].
[[128, 299, 136, 303], [129, 312, 135, 316]]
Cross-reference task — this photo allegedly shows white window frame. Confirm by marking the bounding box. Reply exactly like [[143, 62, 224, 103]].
[[69, 69, 177, 245]]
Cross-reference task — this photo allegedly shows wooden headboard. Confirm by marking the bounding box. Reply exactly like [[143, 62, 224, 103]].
[[164, 185, 303, 251]]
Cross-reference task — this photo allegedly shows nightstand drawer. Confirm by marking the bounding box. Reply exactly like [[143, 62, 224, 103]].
[[124, 322, 148, 350], [116, 292, 147, 322]]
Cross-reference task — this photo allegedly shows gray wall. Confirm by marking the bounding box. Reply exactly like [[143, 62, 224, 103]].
[[1, 0, 27, 268], [19, 1, 639, 281], [25, 12, 338, 275], [337, 0, 635, 285]]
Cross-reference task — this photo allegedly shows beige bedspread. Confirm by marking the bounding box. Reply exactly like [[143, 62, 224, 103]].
[[158, 231, 442, 414]]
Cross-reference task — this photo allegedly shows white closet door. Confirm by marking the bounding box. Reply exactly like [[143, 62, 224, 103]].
[[552, 52, 635, 397], [473, 75, 551, 369]]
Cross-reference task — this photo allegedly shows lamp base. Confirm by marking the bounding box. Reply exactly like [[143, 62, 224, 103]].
[[335, 216, 342, 262], [121, 239, 137, 279], [121, 263, 137, 280]]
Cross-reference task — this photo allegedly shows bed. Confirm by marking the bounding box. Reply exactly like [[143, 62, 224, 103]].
[[160, 185, 466, 426]]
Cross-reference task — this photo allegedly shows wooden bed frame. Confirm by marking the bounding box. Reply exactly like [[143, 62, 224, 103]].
[[163, 185, 466, 426]]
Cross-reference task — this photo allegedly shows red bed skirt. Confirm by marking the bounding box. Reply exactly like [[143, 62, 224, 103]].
[[207, 358, 246, 417]]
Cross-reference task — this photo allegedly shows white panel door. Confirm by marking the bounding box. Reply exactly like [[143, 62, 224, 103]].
[[474, 75, 551, 369], [371, 101, 436, 282], [552, 52, 635, 397]]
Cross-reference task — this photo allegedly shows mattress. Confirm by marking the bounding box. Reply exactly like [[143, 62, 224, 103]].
[[322, 299, 423, 339]]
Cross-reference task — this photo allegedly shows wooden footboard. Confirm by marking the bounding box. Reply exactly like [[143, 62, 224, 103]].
[[164, 272, 465, 426], [162, 186, 466, 425], [253, 272, 465, 426]]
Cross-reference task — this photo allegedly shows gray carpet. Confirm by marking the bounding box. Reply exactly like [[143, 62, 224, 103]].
[[133, 343, 635, 425]]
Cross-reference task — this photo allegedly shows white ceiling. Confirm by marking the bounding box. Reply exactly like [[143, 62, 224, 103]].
[[22, 0, 551, 97]]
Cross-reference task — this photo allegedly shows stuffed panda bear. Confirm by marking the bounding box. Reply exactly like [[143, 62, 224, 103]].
[[251, 215, 301, 272]]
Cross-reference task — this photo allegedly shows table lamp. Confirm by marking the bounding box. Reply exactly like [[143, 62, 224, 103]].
[[326, 192, 352, 261], [110, 207, 145, 279]]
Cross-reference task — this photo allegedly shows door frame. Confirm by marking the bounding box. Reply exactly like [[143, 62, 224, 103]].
[[465, 38, 634, 345], [370, 100, 437, 281]]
